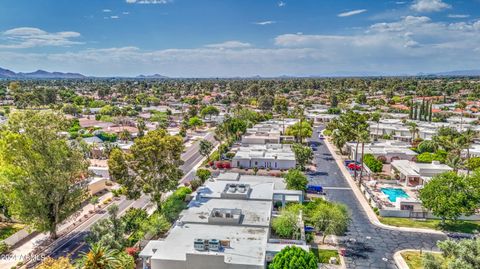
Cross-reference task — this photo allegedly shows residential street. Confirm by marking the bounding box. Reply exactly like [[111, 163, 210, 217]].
[[308, 126, 446, 269]]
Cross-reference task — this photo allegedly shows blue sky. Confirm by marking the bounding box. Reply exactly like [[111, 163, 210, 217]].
[[0, 0, 479, 77]]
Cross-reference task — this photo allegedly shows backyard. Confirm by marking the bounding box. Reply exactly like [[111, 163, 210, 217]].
[[380, 217, 480, 234]]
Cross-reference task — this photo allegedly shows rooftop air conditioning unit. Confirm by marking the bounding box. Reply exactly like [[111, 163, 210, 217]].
[[214, 210, 222, 217], [194, 239, 206, 251], [228, 184, 237, 193], [209, 239, 220, 251], [237, 184, 246, 193], [225, 210, 232, 218]]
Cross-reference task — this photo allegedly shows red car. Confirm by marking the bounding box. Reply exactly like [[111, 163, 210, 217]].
[[348, 163, 362, 171]]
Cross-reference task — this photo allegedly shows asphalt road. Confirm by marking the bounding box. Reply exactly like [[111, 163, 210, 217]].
[[27, 131, 216, 267], [308, 126, 446, 269]]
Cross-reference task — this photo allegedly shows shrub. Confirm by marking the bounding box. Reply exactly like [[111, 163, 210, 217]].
[[196, 169, 211, 182], [272, 212, 298, 238], [0, 241, 9, 254], [363, 154, 383, 173], [269, 246, 317, 269], [190, 179, 202, 191], [417, 140, 437, 153]]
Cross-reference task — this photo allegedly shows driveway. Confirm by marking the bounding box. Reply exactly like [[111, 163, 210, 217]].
[[308, 126, 446, 269]]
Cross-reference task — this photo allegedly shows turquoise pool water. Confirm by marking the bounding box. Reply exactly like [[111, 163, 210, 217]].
[[381, 188, 409, 202]]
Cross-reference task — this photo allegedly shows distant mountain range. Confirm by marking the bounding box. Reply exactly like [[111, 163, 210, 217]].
[[426, 69, 480, 77], [0, 67, 86, 79], [1, 66, 480, 79], [136, 74, 169, 79]]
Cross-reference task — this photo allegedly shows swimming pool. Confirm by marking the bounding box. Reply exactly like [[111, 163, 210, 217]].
[[381, 188, 409, 202]]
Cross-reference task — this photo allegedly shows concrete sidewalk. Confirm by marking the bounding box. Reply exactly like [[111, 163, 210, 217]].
[[0, 191, 114, 268], [322, 134, 444, 235]]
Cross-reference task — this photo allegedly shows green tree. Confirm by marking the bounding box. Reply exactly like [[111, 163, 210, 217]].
[[258, 95, 274, 111], [291, 143, 313, 171], [188, 116, 204, 131], [136, 118, 146, 138], [0, 111, 88, 239], [107, 147, 129, 182], [310, 201, 350, 243], [90, 196, 99, 212], [269, 246, 317, 269], [417, 140, 437, 153], [272, 208, 299, 239], [406, 121, 419, 141], [284, 169, 308, 191], [286, 121, 313, 143], [419, 172, 480, 225], [108, 129, 184, 209], [363, 154, 383, 173], [88, 205, 126, 250], [423, 239, 480, 269], [37, 257, 74, 269], [199, 105, 220, 120], [326, 110, 368, 154], [77, 243, 122, 269], [196, 169, 211, 183], [199, 139, 213, 161], [273, 96, 289, 115]]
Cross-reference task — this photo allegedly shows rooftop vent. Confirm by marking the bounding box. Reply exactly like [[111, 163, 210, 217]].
[[208, 208, 242, 225]]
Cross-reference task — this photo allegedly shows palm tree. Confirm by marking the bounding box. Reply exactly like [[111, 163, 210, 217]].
[[370, 112, 381, 141], [456, 101, 467, 131], [77, 243, 121, 269], [406, 121, 418, 143], [461, 129, 477, 175], [446, 155, 462, 173], [358, 131, 371, 185]]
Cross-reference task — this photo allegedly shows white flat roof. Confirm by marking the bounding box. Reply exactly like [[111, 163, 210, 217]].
[[198, 180, 274, 200], [182, 198, 272, 227], [143, 223, 269, 266]]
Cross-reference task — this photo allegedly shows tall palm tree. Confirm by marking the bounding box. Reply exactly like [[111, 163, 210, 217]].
[[77, 243, 121, 269], [358, 130, 371, 185], [446, 155, 462, 173], [461, 129, 476, 175], [406, 121, 418, 143]]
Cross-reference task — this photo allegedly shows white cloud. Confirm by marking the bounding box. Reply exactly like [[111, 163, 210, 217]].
[[0, 27, 82, 49], [126, 0, 170, 4], [338, 9, 367, 17], [205, 41, 252, 49], [2, 17, 480, 77], [278, 1, 286, 7], [102, 9, 112, 12], [122, 11, 130, 15], [254, 21, 276, 25], [396, 1, 406, 4], [448, 14, 469, 18], [110, 15, 120, 19], [411, 0, 451, 12]]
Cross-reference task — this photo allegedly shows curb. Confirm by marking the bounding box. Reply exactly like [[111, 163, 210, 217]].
[[321, 132, 444, 235]]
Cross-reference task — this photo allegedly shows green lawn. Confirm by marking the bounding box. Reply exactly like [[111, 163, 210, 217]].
[[0, 223, 25, 241], [310, 248, 339, 264], [380, 217, 480, 234], [401, 251, 443, 269]]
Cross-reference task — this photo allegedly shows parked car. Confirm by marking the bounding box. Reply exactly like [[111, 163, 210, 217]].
[[347, 163, 361, 171], [306, 185, 324, 194]]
